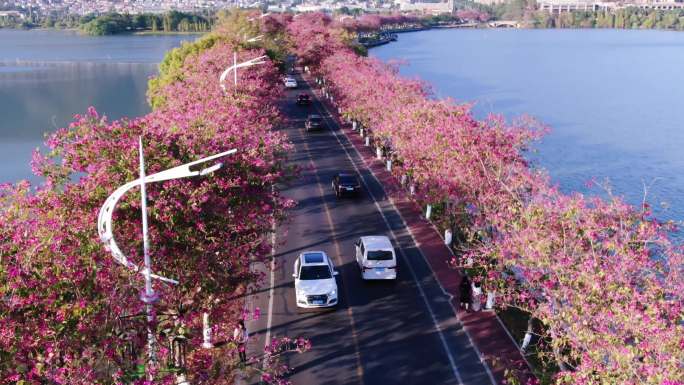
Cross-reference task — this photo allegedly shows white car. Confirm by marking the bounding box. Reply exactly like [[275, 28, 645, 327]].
[[293, 251, 339, 308], [284, 77, 298, 88], [355, 236, 397, 280]]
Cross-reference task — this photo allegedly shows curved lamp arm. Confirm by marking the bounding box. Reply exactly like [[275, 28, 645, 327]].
[[247, 13, 271, 22], [97, 149, 237, 285], [219, 55, 268, 92]]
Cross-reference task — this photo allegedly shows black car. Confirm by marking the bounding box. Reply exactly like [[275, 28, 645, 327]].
[[332, 173, 361, 198], [296, 93, 311, 106], [305, 114, 324, 131]]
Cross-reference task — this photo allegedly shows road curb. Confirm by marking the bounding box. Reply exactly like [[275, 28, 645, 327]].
[[302, 71, 535, 385]]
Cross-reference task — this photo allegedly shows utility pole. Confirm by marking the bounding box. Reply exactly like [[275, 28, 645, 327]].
[[138, 138, 159, 380]]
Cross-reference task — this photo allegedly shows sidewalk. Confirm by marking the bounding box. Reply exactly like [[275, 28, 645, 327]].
[[304, 72, 534, 384]]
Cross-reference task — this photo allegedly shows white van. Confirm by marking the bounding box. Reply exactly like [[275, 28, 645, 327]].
[[354, 236, 397, 280]]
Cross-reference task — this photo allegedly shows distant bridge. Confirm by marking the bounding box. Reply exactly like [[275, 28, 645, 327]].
[[488, 20, 520, 28]]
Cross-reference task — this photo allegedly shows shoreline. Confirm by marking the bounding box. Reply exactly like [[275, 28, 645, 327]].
[[374, 22, 684, 39], [368, 26, 684, 239], [0, 26, 206, 36], [367, 24, 684, 50], [131, 30, 207, 36]]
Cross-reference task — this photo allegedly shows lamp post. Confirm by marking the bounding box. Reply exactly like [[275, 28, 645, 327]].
[[228, 35, 264, 89], [244, 34, 263, 43], [97, 137, 236, 381], [247, 12, 271, 22], [219, 54, 268, 92]]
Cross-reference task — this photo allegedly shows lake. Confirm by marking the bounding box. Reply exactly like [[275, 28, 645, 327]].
[[0, 29, 200, 184], [372, 28, 684, 230]]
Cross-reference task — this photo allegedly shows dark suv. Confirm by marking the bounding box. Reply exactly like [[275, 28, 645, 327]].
[[332, 172, 361, 198], [305, 114, 324, 131], [296, 93, 311, 106]]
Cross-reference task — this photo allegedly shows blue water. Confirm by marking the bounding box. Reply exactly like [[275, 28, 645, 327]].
[[372, 29, 684, 230], [0, 29, 201, 184]]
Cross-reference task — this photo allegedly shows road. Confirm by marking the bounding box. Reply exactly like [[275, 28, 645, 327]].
[[245, 72, 494, 385]]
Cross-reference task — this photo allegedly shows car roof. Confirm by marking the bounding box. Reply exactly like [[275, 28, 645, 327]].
[[308, 114, 322, 119], [337, 172, 357, 178], [360, 236, 393, 250], [299, 251, 329, 265]]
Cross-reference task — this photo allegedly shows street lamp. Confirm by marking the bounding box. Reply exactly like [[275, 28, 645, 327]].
[[219, 53, 268, 92], [247, 12, 271, 22], [97, 137, 236, 381], [245, 34, 263, 43]]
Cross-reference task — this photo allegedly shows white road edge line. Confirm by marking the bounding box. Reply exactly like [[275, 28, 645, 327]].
[[305, 76, 501, 385], [265, 224, 276, 345], [309, 90, 472, 385], [333, 116, 497, 384], [398, 168, 534, 371]]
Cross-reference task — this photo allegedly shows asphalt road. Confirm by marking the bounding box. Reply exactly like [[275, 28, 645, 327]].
[[245, 72, 493, 385]]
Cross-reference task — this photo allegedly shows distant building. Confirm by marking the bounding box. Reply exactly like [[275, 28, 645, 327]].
[[470, 0, 506, 5], [537, 0, 684, 13], [398, 0, 455, 14], [0, 10, 24, 18], [293, 1, 371, 13], [537, 0, 613, 13], [626, 0, 684, 9]]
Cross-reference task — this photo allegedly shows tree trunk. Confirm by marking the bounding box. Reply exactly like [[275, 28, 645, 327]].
[[551, 329, 569, 371], [521, 317, 533, 351]]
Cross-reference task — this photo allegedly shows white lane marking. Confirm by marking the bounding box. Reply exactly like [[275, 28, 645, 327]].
[[298, 115, 366, 385], [348, 152, 499, 384], [309, 80, 495, 384], [330, 146, 465, 384], [265, 221, 276, 345]]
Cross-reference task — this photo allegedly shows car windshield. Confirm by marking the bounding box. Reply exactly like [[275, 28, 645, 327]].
[[339, 175, 357, 185], [367, 250, 393, 260], [299, 265, 332, 280]]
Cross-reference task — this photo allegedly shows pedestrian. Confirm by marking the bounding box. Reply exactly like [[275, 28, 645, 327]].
[[459, 275, 472, 311], [471, 280, 483, 312], [233, 320, 249, 363]]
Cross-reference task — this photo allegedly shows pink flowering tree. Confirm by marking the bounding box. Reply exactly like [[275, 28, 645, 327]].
[[286, 13, 350, 68], [0, 16, 309, 385]]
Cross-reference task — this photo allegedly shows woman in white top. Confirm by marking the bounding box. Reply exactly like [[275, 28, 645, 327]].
[[471, 281, 483, 312], [233, 320, 249, 362]]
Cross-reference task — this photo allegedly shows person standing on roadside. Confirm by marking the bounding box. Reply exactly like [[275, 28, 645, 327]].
[[233, 320, 249, 363], [472, 280, 483, 312], [459, 275, 472, 311]]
